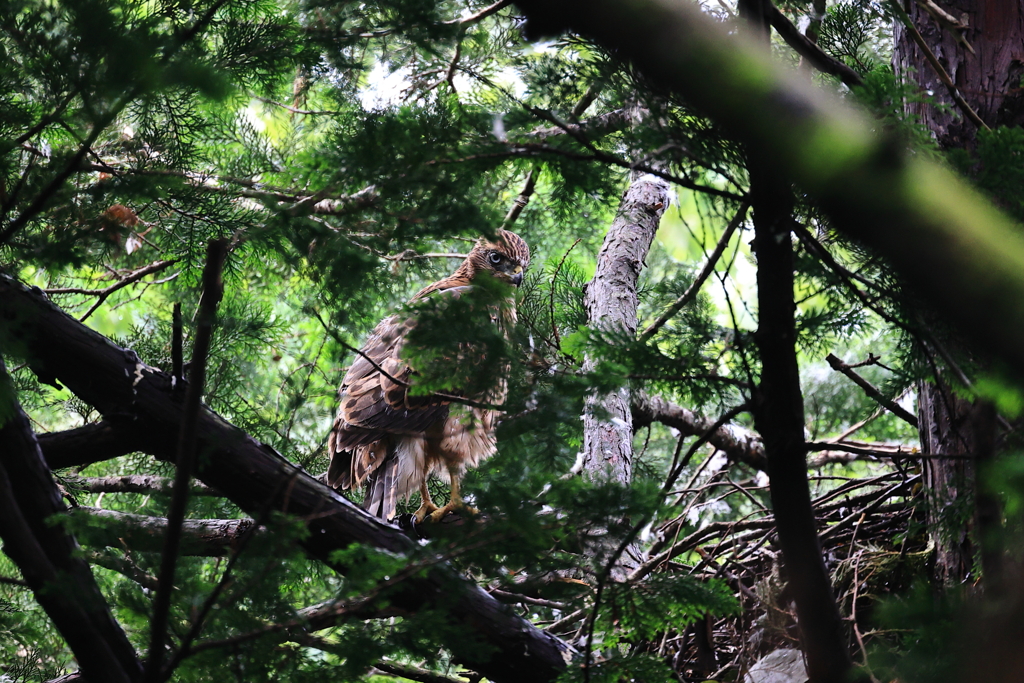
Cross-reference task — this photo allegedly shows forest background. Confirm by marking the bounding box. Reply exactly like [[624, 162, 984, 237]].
[[2, 0, 1024, 682]]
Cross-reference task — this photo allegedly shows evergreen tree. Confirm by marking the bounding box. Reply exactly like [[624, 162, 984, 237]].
[[1, 1, 1022, 682]]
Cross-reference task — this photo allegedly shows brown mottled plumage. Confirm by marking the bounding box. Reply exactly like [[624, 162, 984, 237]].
[[327, 230, 530, 522]]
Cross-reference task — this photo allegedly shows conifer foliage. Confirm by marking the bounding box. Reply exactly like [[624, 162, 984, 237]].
[[1, 1, 1022, 682]]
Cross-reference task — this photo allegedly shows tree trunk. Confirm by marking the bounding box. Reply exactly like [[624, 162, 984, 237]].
[[580, 173, 669, 581], [749, 162, 852, 682], [739, 0, 852, 678], [917, 384, 977, 585], [893, 0, 1024, 150], [582, 174, 669, 483], [893, 0, 1016, 588]]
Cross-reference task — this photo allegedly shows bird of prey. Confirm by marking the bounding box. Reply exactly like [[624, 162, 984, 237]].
[[326, 230, 530, 523]]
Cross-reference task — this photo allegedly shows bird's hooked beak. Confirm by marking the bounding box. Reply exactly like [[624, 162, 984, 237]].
[[510, 264, 523, 287]]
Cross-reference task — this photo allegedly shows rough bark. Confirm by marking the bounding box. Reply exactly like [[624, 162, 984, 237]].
[[66, 474, 216, 496], [0, 275, 570, 683], [72, 507, 259, 556], [894, 0, 1012, 589], [582, 175, 670, 483], [0, 359, 142, 683], [580, 174, 669, 582], [916, 385, 1003, 587], [893, 0, 1024, 150]]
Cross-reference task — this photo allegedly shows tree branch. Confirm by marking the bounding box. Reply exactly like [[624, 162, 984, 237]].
[[0, 359, 142, 683], [38, 421, 144, 470], [631, 392, 766, 470], [640, 198, 750, 342], [148, 239, 228, 682], [765, 4, 864, 88], [44, 260, 178, 322], [72, 507, 257, 556], [84, 548, 159, 590], [66, 474, 216, 496], [825, 353, 919, 427]]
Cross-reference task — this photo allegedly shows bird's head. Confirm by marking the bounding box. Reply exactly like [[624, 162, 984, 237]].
[[469, 229, 530, 287]]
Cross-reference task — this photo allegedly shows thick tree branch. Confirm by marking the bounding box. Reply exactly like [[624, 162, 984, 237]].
[[0, 360, 142, 683], [765, 4, 864, 88], [72, 507, 258, 556], [632, 392, 766, 470], [38, 421, 144, 470], [67, 474, 216, 496], [524, 108, 631, 142], [0, 274, 570, 683], [825, 353, 919, 428]]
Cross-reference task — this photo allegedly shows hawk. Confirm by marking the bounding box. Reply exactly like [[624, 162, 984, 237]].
[[327, 230, 530, 523]]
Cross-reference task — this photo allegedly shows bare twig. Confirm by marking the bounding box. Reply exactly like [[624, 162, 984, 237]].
[[641, 199, 750, 341], [146, 239, 228, 682], [46, 260, 178, 322], [501, 166, 539, 229], [825, 353, 919, 428]]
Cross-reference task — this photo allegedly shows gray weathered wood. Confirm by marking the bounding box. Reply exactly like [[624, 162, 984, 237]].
[[581, 175, 670, 484]]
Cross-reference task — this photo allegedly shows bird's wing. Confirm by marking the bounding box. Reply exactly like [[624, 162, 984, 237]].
[[326, 307, 453, 490]]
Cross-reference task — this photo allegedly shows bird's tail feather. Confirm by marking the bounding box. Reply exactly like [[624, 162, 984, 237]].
[[364, 444, 399, 520]]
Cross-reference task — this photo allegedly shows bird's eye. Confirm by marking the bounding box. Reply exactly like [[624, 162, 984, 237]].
[[488, 252, 503, 265]]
